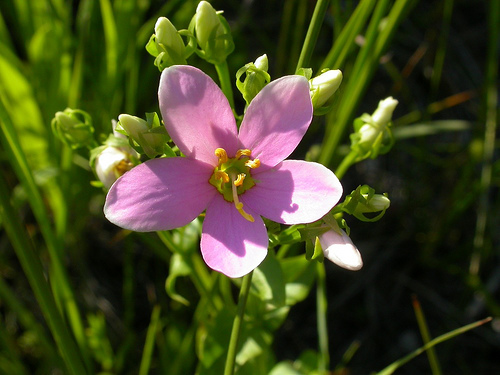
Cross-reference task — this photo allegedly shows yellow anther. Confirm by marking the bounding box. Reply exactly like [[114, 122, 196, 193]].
[[215, 148, 228, 164], [230, 174, 254, 222], [245, 158, 260, 169], [214, 170, 230, 183], [234, 173, 246, 186], [236, 202, 255, 222], [236, 149, 252, 159]]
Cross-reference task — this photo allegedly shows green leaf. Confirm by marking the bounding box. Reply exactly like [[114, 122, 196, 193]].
[[165, 253, 191, 305], [250, 252, 286, 307], [281, 256, 317, 306]]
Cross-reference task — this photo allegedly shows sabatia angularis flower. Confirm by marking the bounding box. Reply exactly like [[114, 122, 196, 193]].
[[104, 65, 342, 278]]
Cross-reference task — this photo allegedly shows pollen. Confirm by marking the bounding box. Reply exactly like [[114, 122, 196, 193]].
[[245, 158, 260, 169], [236, 149, 252, 158], [214, 170, 230, 183], [234, 173, 246, 186], [215, 148, 228, 164]]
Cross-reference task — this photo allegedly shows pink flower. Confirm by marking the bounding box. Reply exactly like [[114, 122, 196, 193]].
[[104, 65, 342, 278]]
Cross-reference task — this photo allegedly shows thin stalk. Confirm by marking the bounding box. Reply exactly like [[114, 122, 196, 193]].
[[295, 0, 331, 72], [470, 0, 498, 275], [223, 271, 253, 375], [316, 262, 330, 373], [376, 317, 492, 375], [412, 295, 442, 375], [334, 149, 358, 179], [138, 305, 162, 375], [0, 176, 87, 375], [215, 61, 235, 109]]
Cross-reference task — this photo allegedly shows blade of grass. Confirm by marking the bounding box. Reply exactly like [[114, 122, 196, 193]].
[[376, 317, 492, 375], [0, 97, 90, 370], [138, 305, 162, 375], [412, 295, 442, 375], [0, 175, 87, 375], [470, 0, 499, 275]]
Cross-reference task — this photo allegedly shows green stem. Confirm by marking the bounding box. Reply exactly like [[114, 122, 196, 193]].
[[316, 262, 330, 373], [334, 149, 358, 179], [295, 0, 331, 72], [223, 271, 253, 375], [215, 61, 235, 109]]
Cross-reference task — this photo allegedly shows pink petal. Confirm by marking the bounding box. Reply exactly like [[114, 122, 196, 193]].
[[158, 65, 238, 165], [242, 160, 342, 224], [201, 196, 268, 278], [104, 157, 215, 231], [319, 229, 363, 271], [238, 75, 312, 170]]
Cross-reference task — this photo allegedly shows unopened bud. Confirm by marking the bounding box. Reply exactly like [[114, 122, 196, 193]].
[[52, 108, 94, 149], [309, 69, 343, 108], [95, 146, 134, 189], [319, 223, 362, 271], [236, 54, 271, 106], [146, 17, 186, 70], [372, 96, 398, 127], [118, 114, 167, 159], [193, 1, 234, 64]]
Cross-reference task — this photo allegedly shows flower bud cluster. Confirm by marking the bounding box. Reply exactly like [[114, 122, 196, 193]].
[[51, 108, 95, 149], [350, 97, 398, 160], [146, 17, 187, 71]]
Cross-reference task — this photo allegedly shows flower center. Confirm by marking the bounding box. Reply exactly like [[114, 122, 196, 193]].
[[209, 148, 260, 222]]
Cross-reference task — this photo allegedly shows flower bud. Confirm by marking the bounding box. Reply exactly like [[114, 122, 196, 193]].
[[342, 185, 390, 222], [309, 69, 343, 108], [236, 54, 271, 106], [118, 114, 167, 159], [51, 108, 94, 149], [95, 146, 134, 189], [193, 1, 234, 64], [372, 96, 398, 127], [146, 17, 186, 70], [319, 225, 362, 271], [350, 96, 398, 160]]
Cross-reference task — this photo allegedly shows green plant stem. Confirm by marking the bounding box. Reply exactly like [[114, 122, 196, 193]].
[[316, 262, 330, 373], [215, 61, 235, 109], [223, 271, 253, 375], [335, 149, 358, 179], [412, 295, 442, 375], [139, 305, 162, 375], [470, 0, 498, 275], [295, 0, 330, 72], [0, 176, 87, 375]]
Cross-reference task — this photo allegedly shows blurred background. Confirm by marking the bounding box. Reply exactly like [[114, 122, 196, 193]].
[[0, 0, 498, 374]]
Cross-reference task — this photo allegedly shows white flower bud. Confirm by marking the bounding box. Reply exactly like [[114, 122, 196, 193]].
[[254, 54, 268, 71], [118, 114, 164, 158], [309, 69, 343, 108], [371, 96, 398, 126], [319, 228, 363, 271], [154, 17, 185, 59], [95, 147, 133, 189]]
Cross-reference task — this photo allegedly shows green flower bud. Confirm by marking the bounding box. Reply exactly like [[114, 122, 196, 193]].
[[309, 69, 343, 108], [146, 17, 186, 71], [341, 185, 390, 222], [350, 96, 398, 160], [193, 1, 234, 64], [51, 108, 95, 149], [118, 114, 168, 159], [236, 54, 271, 106]]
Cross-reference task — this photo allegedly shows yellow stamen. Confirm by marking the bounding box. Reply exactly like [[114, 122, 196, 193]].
[[234, 173, 246, 186], [236, 149, 251, 159], [215, 148, 228, 163], [214, 170, 230, 183], [245, 158, 260, 169], [230, 174, 254, 222]]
